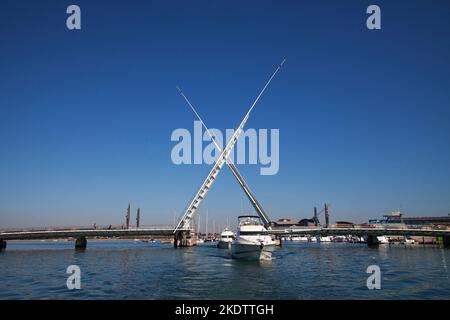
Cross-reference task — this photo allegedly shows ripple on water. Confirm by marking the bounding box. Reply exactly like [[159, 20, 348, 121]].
[[1, 241, 449, 299]]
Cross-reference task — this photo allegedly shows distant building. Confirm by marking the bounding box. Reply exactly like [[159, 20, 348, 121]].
[[298, 218, 316, 227], [369, 211, 450, 227], [336, 221, 355, 228], [273, 218, 298, 227]]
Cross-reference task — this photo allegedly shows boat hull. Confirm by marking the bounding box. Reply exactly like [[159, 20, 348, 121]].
[[291, 236, 308, 242], [217, 240, 232, 249], [231, 239, 275, 260], [318, 236, 333, 242], [377, 236, 389, 244]]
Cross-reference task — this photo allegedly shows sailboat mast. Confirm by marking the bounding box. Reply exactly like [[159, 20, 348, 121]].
[[206, 209, 208, 239]]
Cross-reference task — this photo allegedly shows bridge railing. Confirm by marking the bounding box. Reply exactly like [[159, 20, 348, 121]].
[[0, 224, 178, 233], [0, 226, 95, 232]]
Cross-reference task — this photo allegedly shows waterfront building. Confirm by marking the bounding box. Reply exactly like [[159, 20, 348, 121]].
[[369, 211, 450, 227]]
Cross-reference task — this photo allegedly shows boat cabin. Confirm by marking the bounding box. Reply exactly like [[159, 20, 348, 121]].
[[238, 215, 262, 226]]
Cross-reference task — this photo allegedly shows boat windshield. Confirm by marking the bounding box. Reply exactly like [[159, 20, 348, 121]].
[[238, 216, 262, 226]]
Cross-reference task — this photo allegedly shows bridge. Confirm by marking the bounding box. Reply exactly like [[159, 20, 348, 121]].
[[270, 226, 450, 245], [2, 225, 450, 250], [2, 61, 449, 251], [0, 227, 188, 250], [170, 60, 450, 248], [271, 226, 450, 237]]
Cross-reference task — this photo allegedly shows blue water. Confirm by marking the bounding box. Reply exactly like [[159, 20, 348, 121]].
[[0, 240, 449, 299]]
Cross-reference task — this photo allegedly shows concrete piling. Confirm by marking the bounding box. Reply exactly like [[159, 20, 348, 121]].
[[443, 236, 450, 247], [366, 235, 379, 246], [174, 231, 196, 248], [0, 239, 6, 250], [75, 236, 87, 249]]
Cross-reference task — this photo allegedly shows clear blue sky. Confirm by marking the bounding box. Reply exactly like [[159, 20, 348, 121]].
[[1, 0, 450, 228]]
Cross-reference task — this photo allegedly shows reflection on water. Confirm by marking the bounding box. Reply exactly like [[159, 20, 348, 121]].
[[0, 240, 449, 299]]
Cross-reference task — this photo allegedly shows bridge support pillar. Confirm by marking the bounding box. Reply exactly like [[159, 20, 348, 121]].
[[174, 231, 196, 248], [274, 235, 282, 247], [0, 239, 6, 251], [443, 236, 450, 247], [173, 233, 179, 248], [366, 235, 379, 247], [75, 237, 87, 250]]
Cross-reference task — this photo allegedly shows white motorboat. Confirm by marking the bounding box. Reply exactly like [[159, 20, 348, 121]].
[[291, 235, 308, 242], [317, 236, 333, 242], [403, 237, 415, 245], [217, 228, 234, 249], [231, 216, 276, 260], [333, 235, 346, 242], [377, 236, 389, 244], [349, 236, 364, 243]]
